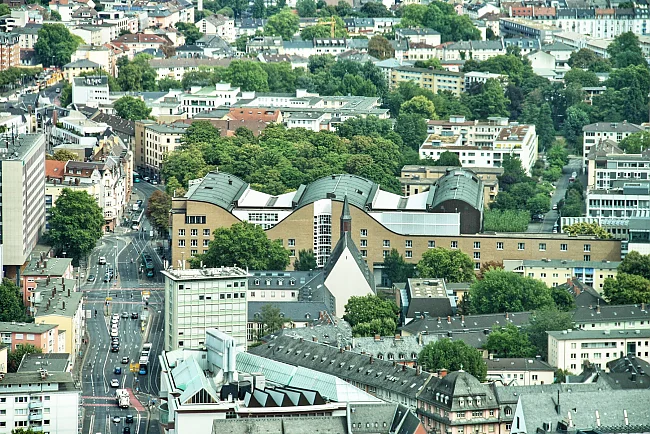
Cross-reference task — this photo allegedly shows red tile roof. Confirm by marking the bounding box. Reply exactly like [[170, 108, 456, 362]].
[[45, 160, 66, 181]]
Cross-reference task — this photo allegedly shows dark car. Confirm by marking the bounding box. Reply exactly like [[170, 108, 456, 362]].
[[111, 345, 119, 353], [87, 274, 96, 282], [125, 415, 134, 423], [114, 367, 122, 375], [131, 312, 139, 319], [123, 427, 131, 434], [136, 199, 143, 205]]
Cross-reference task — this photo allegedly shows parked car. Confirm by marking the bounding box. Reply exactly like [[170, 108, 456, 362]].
[[125, 415, 134, 423], [99, 256, 106, 265], [121, 312, 128, 318]]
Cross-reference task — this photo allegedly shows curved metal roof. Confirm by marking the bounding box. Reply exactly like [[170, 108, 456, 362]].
[[293, 174, 379, 210], [185, 171, 248, 211], [430, 169, 483, 211]]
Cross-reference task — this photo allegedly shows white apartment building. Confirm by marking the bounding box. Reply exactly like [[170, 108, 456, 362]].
[[463, 71, 508, 91], [51, 112, 110, 148], [71, 76, 110, 108], [134, 121, 188, 177], [582, 121, 643, 169], [196, 14, 235, 43], [0, 134, 45, 273], [181, 83, 240, 116], [586, 141, 650, 190], [486, 357, 555, 385], [547, 328, 650, 374], [162, 267, 250, 351], [0, 371, 79, 434], [503, 259, 619, 291], [587, 183, 650, 220], [419, 116, 538, 175]]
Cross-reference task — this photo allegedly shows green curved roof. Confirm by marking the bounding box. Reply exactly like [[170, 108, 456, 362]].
[[185, 171, 248, 211], [431, 169, 483, 211], [293, 174, 379, 210]]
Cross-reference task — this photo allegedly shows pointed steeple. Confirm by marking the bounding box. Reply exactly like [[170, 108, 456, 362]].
[[340, 195, 352, 238]]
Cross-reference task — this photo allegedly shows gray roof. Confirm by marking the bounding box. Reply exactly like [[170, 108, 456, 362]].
[[400, 312, 531, 336], [0, 322, 56, 334], [249, 270, 322, 290], [33, 279, 83, 319], [572, 303, 650, 325], [0, 371, 76, 388], [486, 358, 554, 372], [583, 121, 643, 133], [212, 417, 348, 434], [522, 259, 620, 269], [417, 371, 496, 411], [18, 353, 70, 373], [542, 41, 576, 51], [63, 59, 101, 69], [430, 168, 484, 212], [492, 382, 611, 405], [548, 328, 650, 340], [249, 335, 434, 398], [274, 320, 353, 348], [248, 301, 328, 322], [184, 171, 248, 212], [350, 335, 438, 362], [396, 27, 440, 36], [294, 174, 378, 211]]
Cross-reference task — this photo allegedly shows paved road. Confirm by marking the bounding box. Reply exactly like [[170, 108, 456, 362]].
[[528, 157, 583, 233], [80, 184, 166, 434]]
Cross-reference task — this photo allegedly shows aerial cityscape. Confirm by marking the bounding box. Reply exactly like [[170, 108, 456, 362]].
[[0, 0, 648, 433]]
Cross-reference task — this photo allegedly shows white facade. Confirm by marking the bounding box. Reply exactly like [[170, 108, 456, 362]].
[[162, 268, 250, 351], [582, 122, 643, 168], [71, 76, 110, 108], [587, 184, 650, 220], [51, 112, 110, 148], [548, 328, 650, 374], [180, 83, 240, 116], [1, 134, 45, 267], [196, 15, 235, 43]]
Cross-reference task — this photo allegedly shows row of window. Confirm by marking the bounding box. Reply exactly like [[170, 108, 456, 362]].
[[178, 239, 210, 247], [178, 228, 211, 237]]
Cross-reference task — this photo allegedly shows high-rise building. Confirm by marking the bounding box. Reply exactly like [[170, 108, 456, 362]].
[[0, 134, 45, 276], [0, 33, 19, 71], [161, 267, 250, 351]]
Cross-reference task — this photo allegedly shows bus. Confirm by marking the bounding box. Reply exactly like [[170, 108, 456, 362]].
[[138, 355, 149, 375], [131, 210, 144, 231], [141, 252, 154, 278], [133, 172, 141, 183]]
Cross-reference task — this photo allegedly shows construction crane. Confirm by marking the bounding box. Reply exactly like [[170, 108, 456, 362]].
[[318, 15, 337, 38]]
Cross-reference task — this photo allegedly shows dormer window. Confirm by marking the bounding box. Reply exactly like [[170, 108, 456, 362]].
[[459, 398, 464, 406], [254, 279, 260, 286]]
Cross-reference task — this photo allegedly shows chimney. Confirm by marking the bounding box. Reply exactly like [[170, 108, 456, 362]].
[[339, 347, 344, 353], [642, 302, 646, 311], [505, 312, 509, 319], [374, 334, 381, 341], [439, 368, 448, 378], [447, 316, 451, 323], [597, 305, 601, 314], [575, 286, 581, 296], [402, 364, 406, 371], [312, 336, 317, 342], [67, 288, 70, 297], [62, 301, 65, 310], [489, 353, 494, 360], [369, 355, 374, 364], [461, 315, 465, 322], [437, 317, 441, 323], [394, 334, 401, 341], [416, 366, 421, 376]]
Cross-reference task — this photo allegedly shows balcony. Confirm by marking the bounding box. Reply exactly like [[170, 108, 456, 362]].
[[29, 412, 42, 421], [29, 401, 42, 409]]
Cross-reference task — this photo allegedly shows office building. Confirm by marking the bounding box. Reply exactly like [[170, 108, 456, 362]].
[[71, 75, 110, 108], [390, 66, 464, 95], [0, 134, 45, 275], [161, 267, 250, 351]]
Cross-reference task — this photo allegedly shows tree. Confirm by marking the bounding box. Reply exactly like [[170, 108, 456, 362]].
[[607, 32, 647, 68], [293, 249, 317, 271], [551, 286, 576, 311], [555, 368, 571, 383], [619, 251, 650, 279], [47, 189, 104, 264], [394, 113, 427, 150], [50, 10, 62, 20], [383, 248, 415, 285], [8, 344, 42, 373], [0, 4, 9, 15], [483, 209, 530, 232], [525, 309, 574, 360], [49, 149, 79, 161], [360, 1, 392, 17], [296, 0, 317, 16], [351, 318, 397, 337], [265, 9, 299, 40], [619, 131, 650, 154], [113, 95, 152, 121], [59, 82, 72, 107], [225, 60, 269, 92], [157, 77, 182, 91], [434, 151, 461, 167], [34, 24, 82, 67], [252, 0, 266, 18], [562, 222, 611, 239], [462, 79, 510, 120], [478, 260, 503, 279], [368, 35, 394, 60], [343, 294, 398, 333], [569, 48, 608, 71], [0, 279, 27, 323], [401, 95, 436, 119], [418, 340, 487, 381], [416, 248, 475, 283], [116, 54, 157, 91], [469, 269, 555, 314], [175, 22, 203, 45], [563, 68, 600, 87], [520, 101, 554, 149], [546, 140, 569, 168], [257, 304, 285, 337], [191, 222, 290, 270], [603, 273, 650, 304], [563, 106, 590, 147], [486, 323, 536, 358], [146, 190, 172, 237], [184, 120, 221, 145], [400, 2, 480, 42]]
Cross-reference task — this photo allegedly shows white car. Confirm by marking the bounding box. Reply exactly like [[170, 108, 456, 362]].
[[110, 379, 120, 388], [99, 256, 106, 265], [111, 330, 118, 337]]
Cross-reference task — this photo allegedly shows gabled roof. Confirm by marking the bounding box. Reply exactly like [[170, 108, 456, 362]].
[[45, 160, 66, 180], [323, 231, 376, 291], [171, 356, 219, 404], [400, 311, 531, 335]]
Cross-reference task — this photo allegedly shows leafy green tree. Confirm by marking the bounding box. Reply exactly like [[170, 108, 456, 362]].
[[416, 248, 475, 283], [401, 95, 436, 119], [394, 113, 427, 150], [161, 144, 210, 189], [34, 24, 82, 67], [113, 95, 152, 121], [551, 286, 576, 311], [235, 35, 248, 52], [360, 1, 391, 17], [418, 340, 487, 381], [603, 273, 650, 304], [562, 222, 611, 239], [521, 101, 554, 149], [563, 68, 600, 87], [546, 140, 569, 168], [352, 318, 396, 337], [301, 25, 330, 39], [555, 368, 571, 383], [48, 149, 79, 161], [0, 279, 27, 323], [382, 248, 415, 285], [116, 54, 157, 91], [296, 0, 317, 16], [483, 209, 529, 232], [607, 32, 647, 68], [525, 309, 574, 360], [469, 269, 555, 314], [462, 79, 509, 120], [47, 189, 104, 265], [59, 82, 72, 106], [414, 58, 443, 69], [434, 151, 461, 166], [50, 10, 61, 20], [252, 0, 266, 18], [191, 221, 290, 270], [569, 48, 610, 71], [175, 22, 203, 45], [0, 4, 10, 15], [486, 323, 536, 358], [368, 35, 394, 60], [293, 249, 317, 270], [563, 106, 590, 146], [8, 344, 42, 373], [619, 132, 650, 154], [184, 120, 221, 145], [257, 304, 285, 337], [343, 294, 398, 329], [619, 251, 650, 279], [225, 60, 270, 91], [157, 77, 182, 91], [400, 2, 480, 42], [337, 115, 393, 139], [145, 190, 172, 237], [265, 9, 299, 40]]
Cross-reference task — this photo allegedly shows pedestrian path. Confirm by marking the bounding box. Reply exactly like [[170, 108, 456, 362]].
[[127, 388, 145, 411]]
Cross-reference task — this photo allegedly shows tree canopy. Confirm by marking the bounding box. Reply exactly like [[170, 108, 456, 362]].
[[114, 96, 152, 121], [8, 344, 42, 373], [619, 251, 650, 280], [607, 32, 647, 69], [0, 279, 28, 323], [175, 22, 203, 45], [146, 190, 172, 237], [399, 2, 480, 42], [47, 189, 104, 264], [343, 295, 399, 337], [603, 273, 650, 305], [116, 54, 157, 92], [264, 9, 299, 40], [257, 304, 286, 337], [48, 149, 79, 161], [485, 323, 536, 358], [418, 340, 487, 381], [293, 249, 317, 271], [525, 309, 574, 360], [469, 269, 555, 314], [382, 249, 415, 286], [416, 248, 475, 283], [562, 222, 611, 239], [191, 221, 290, 270], [34, 24, 83, 67]]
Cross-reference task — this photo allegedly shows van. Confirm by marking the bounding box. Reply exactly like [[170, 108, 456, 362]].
[[99, 256, 106, 265]]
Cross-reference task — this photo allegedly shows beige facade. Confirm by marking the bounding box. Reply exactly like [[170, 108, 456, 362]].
[[0, 345, 6, 373], [390, 66, 464, 95], [503, 259, 619, 292], [135, 121, 188, 177], [171, 196, 622, 272]]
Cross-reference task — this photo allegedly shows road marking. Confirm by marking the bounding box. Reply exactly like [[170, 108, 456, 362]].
[[82, 403, 116, 407], [82, 396, 115, 400]]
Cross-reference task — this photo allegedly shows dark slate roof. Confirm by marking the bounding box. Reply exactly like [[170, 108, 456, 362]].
[[572, 303, 650, 325], [400, 312, 531, 335], [248, 301, 328, 322], [583, 121, 642, 133], [486, 357, 554, 372], [430, 168, 484, 212], [273, 319, 352, 348], [554, 277, 605, 308], [90, 112, 135, 137], [211, 416, 348, 434], [249, 335, 434, 398], [418, 371, 495, 410], [249, 270, 322, 290], [294, 174, 379, 211], [185, 171, 248, 212], [63, 59, 101, 69], [492, 382, 611, 405]]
